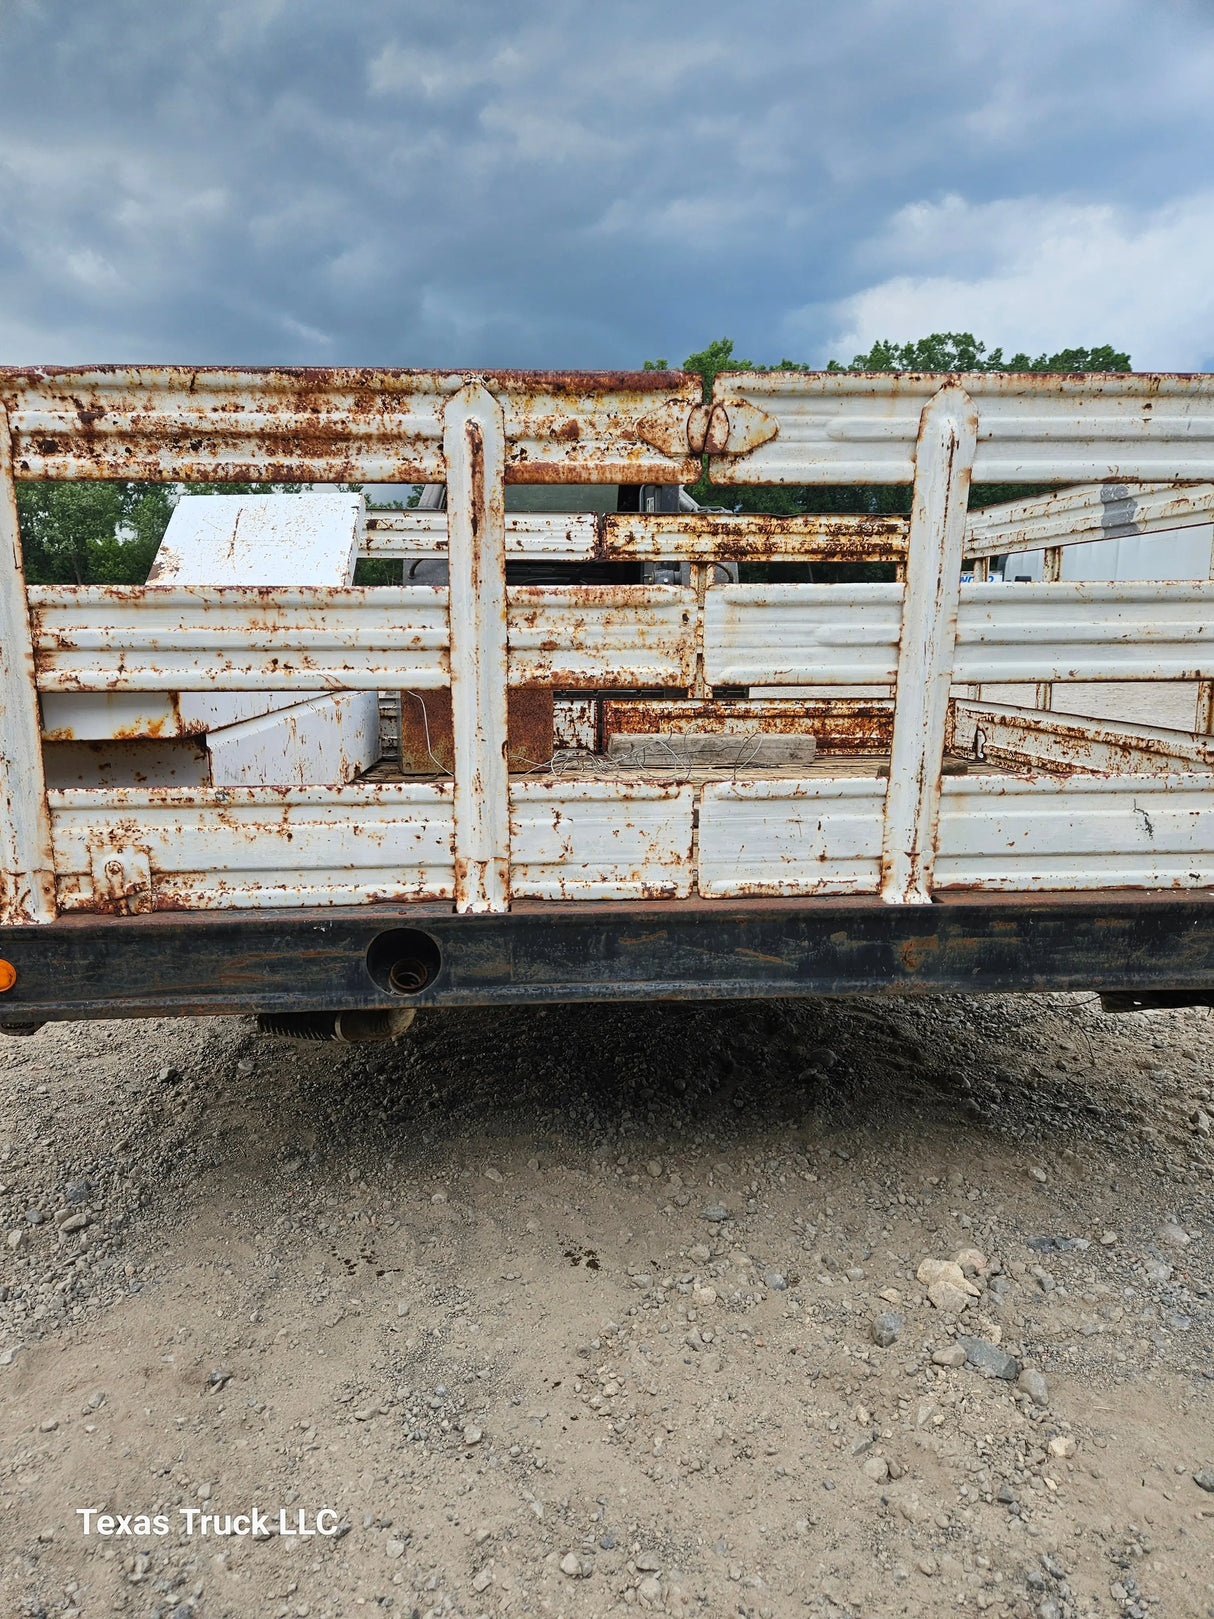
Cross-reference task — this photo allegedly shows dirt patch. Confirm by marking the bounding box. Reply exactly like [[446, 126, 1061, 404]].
[[1, 992, 1212, 1617]]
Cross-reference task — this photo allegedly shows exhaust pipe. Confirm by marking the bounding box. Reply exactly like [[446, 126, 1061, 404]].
[[256, 1008, 417, 1043]]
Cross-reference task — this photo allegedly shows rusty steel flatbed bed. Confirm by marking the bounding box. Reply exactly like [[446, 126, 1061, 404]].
[[1, 889, 1212, 1026]]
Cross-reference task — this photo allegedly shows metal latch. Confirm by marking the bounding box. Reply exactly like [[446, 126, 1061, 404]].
[[636, 397, 779, 459], [88, 843, 153, 914]]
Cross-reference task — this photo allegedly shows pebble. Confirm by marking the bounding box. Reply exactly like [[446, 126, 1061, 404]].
[[1018, 1368, 1049, 1406], [689, 1243, 711, 1263], [702, 1203, 728, 1222], [1193, 1469, 1214, 1492], [917, 1556, 937, 1576], [430, 1190, 447, 1204], [39, 1418, 58, 1432], [385, 1539, 405, 1559], [472, 1568, 492, 1592], [763, 1271, 787, 1291], [870, 1311, 903, 1348], [958, 1336, 1020, 1380], [1160, 1222, 1190, 1248], [637, 1575, 662, 1603], [463, 1425, 483, 1445], [932, 1343, 967, 1368], [646, 1159, 663, 1178], [862, 1455, 889, 1482], [1047, 1435, 1077, 1459], [927, 1279, 972, 1313], [560, 1552, 581, 1577], [25, 1208, 45, 1226], [484, 1168, 503, 1183], [58, 1212, 88, 1233]]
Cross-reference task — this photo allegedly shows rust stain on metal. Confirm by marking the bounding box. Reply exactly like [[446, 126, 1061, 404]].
[[600, 511, 907, 562], [602, 699, 895, 753]]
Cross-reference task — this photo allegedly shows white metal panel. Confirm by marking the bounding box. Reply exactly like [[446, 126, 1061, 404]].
[[511, 779, 695, 899], [364, 510, 599, 560], [1, 367, 702, 485], [149, 492, 365, 585], [703, 583, 903, 687], [954, 582, 1214, 682], [698, 777, 885, 897], [881, 386, 977, 904], [206, 691, 380, 787], [934, 772, 1214, 890], [708, 372, 1214, 485], [0, 406, 55, 923], [966, 481, 1214, 558], [29, 586, 450, 691], [509, 586, 695, 687], [951, 700, 1214, 776], [445, 382, 510, 915], [38, 690, 307, 740], [49, 783, 454, 910]]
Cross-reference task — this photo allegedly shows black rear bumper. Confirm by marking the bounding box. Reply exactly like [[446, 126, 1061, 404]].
[[2, 890, 1213, 1024]]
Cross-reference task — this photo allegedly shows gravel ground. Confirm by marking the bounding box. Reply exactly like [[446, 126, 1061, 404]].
[[1, 993, 1212, 1619]]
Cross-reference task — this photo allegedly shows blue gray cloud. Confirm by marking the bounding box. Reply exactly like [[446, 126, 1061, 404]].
[[1, 0, 1212, 370]]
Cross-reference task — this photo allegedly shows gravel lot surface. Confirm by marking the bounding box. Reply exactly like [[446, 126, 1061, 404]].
[[1, 993, 1212, 1619]]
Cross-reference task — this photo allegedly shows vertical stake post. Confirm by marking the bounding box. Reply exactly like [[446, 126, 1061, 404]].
[[0, 405, 55, 925], [880, 384, 977, 905], [444, 382, 510, 914]]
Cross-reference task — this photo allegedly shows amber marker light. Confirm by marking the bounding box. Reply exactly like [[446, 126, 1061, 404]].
[[0, 960, 17, 992]]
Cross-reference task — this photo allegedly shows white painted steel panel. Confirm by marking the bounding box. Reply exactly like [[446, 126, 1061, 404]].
[[1, 367, 701, 485], [951, 701, 1214, 776], [29, 586, 450, 692], [511, 779, 695, 899], [364, 510, 599, 559], [698, 777, 885, 897], [954, 583, 1214, 682], [967, 481, 1214, 558], [49, 783, 455, 910], [206, 691, 380, 787], [149, 492, 364, 585], [509, 586, 695, 687], [934, 773, 1214, 890], [39, 690, 304, 740], [704, 584, 902, 687], [708, 373, 1214, 485], [706, 581, 1214, 688]]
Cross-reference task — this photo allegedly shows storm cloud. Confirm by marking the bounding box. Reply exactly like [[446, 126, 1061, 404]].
[[1, 0, 1212, 370]]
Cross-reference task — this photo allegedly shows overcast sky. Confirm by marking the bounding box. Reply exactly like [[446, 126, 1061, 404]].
[[1, 0, 1212, 372]]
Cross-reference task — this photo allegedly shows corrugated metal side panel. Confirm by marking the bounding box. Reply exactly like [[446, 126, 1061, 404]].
[[510, 779, 695, 900], [0, 367, 702, 485], [703, 584, 903, 687], [934, 773, 1214, 890], [707, 371, 1214, 485], [954, 582, 1214, 682], [508, 587, 695, 688], [698, 778, 885, 897], [29, 586, 450, 692], [49, 783, 455, 910], [965, 480, 1214, 558], [703, 580, 1214, 688]]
